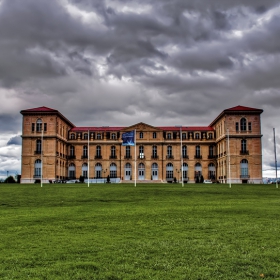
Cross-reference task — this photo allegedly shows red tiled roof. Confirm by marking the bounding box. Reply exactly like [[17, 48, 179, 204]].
[[225, 105, 263, 112], [21, 106, 57, 112], [70, 126, 214, 132]]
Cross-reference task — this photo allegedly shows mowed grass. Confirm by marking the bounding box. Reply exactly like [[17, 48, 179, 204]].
[[0, 184, 280, 280]]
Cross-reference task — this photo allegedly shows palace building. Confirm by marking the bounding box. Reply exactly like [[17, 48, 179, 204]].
[[20, 105, 263, 184]]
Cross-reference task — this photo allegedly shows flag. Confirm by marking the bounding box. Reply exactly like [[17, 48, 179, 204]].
[[122, 131, 135, 146]]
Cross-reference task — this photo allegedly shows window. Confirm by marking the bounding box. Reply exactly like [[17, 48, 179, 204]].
[[195, 133, 200, 139], [167, 133, 171, 139], [126, 146, 131, 158], [153, 132, 157, 139], [111, 146, 116, 158], [240, 159, 249, 177], [208, 163, 216, 179], [32, 123, 35, 132], [195, 146, 201, 157], [152, 145, 157, 158], [241, 139, 247, 153], [182, 145, 187, 158], [183, 163, 188, 179], [110, 163, 117, 178], [167, 146, 172, 158], [44, 123, 47, 132], [69, 163, 76, 179], [182, 133, 186, 139], [166, 163, 173, 179], [70, 133, 75, 140], [82, 163, 88, 178], [96, 146, 101, 158], [36, 119, 42, 132], [139, 145, 144, 158], [36, 139, 41, 152], [248, 122, 252, 131], [84, 133, 88, 140], [111, 133, 116, 140], [240, 118, 247, 131], [209, 146, 214, 157], [139, 132, 143, 139], [208, 133, 213, 139], [70, 146, 75, 156], [83, 146, 88, 157], [236, 122, 239, 131], [97, 133, 101, 139], [95, 163, 102, 178], [34, 159, 41, 177]]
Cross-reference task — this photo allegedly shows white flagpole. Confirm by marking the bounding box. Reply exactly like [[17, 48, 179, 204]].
[[41, 126, 43, 187], [134, 129, 136, 187], [273, 128, 278, 189], [88, 130, 90, 187], [227, 128, 231, 188], [181, 127, 184, 187]]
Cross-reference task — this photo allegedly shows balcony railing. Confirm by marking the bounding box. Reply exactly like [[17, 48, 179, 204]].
[[151, 155, 159, 159], [240, 175, 250, 179], [240, 150, 249, 155], [95, 155, 103, 159], [166, 155, 174, 159], [194, 155, 202, 159], [109, 155, 117, 159], [124, 155, 132, 159], [81, 155, 88, 159], [67, 155, 76, 159], [34, 150, 42, 154], [138, 155, 145, 159], [182, 155, 189, 159], [208, 155, 217, 159]]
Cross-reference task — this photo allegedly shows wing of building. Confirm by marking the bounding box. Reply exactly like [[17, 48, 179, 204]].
[[20, 105, 263, 184]]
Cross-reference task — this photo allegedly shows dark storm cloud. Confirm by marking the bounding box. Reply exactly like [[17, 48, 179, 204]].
[[7, 136, 21, 146]]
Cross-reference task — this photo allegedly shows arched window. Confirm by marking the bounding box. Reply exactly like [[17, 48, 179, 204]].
[[36, 139, 41, 153], [240, 118, 247, 131], [151, 163, 158, 180], [138, 163, 145, 180], [82, 163, 88, 178], [183, 163, 188, 179], [241, 139, 247, 153], [124, 163, 132, 180], [208, 163, 216, 180], [195, 163, 202, 177], [110, 146, 116, 158], [110, 163, 117, 178], [36, 119, 42, 132], [68, 163, 76, 179], [167, 146, 172, 158], [182, 145, 187, 158], [34, 159, 41, 177], [166, 163, 173, 179], [95, 163, 102, 178], [240, 159, 249, 177]]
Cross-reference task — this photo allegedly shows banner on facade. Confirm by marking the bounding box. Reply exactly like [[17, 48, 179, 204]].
[[122, 131, 135, 146]]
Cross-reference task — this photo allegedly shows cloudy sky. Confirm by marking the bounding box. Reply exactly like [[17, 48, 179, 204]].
[[0, 0, 280, 179]]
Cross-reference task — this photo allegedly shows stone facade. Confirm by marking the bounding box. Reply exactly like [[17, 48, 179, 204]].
[[20, 105, 263, 183]]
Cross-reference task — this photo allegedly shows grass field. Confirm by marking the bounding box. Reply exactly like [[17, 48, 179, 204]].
[[0, 183, 279, 280]]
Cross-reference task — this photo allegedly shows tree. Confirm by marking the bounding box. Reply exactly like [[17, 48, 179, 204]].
[[4, 176, 16, 183]]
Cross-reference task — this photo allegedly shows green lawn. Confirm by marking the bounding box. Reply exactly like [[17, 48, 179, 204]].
[[0, 183, 279, 280]]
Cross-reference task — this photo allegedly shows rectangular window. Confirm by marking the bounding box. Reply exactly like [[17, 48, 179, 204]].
[[248, 122, 252, 131], [32, 123, 35, 132], [182, 133, 186, 139], [139, 132, 143, 139], [153, 132, 157, 139], [167, 133, 171, 139], [110, 170, 117, 178], [44, 123, 47, 132], [236, 122, 239, 131]]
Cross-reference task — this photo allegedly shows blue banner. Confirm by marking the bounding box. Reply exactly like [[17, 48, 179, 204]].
[[122, 131, 135, 146]]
